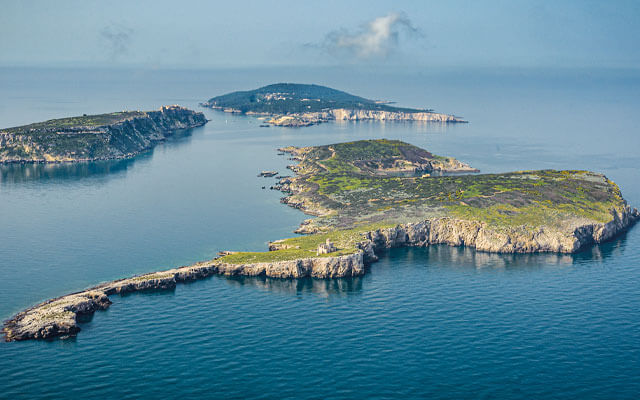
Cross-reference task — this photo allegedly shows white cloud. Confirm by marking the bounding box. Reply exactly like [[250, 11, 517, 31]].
[[322, 12, 420, 60]]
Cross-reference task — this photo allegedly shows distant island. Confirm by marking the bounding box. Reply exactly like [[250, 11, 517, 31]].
[[4, 139, 637, 341], [202, 83, 465, 127], [0, 105, 207, 163]]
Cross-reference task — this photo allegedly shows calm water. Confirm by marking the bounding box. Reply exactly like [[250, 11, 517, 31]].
[[1, 67, 639, 399]]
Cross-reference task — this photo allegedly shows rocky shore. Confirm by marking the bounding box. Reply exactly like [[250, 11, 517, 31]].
[[268, 108, 465, 127], [5, 138, 639, 342], [4, 205, 637, 342], [202, 83, 466, 127], [3, 253, 364, 341], [361, 207, 639, 256], [0, 105, 207, 163]]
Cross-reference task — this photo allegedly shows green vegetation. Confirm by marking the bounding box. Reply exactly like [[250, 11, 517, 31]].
[[3, 112, 145, 135], [294, 141, 623, 228], [204, 83, 430, 114], [0, 107, 206, 163], [220, 223, 394, 264], [219, 140, 627, 264]]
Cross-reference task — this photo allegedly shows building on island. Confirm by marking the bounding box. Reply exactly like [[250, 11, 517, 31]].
[[317, 239, 337, 255]]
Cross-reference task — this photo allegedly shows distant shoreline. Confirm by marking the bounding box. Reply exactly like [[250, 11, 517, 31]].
[[201, 83, 466, 127], [0, 106, 207, 164]]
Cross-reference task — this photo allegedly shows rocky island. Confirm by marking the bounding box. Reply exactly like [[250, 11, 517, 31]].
[[4, 139, 638, 341], [0, 105, 207, 163], [202, 83, 465, 127]]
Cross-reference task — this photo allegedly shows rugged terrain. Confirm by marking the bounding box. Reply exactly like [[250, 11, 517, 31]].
[[0, 105, 207, 163], [4, 139, 637, 341], [202, 83, 465, 126]]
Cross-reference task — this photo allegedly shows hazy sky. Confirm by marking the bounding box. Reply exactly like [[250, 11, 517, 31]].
[[1, 0, 639, 69]]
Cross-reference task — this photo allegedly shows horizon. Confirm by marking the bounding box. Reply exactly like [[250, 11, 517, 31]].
[[2, 0, 640, 70]]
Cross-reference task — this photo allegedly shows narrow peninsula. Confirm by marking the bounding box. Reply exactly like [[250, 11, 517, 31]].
[[4, 139, 638, 341], [202, 83, 465, 127], [0, 105, 207, 163]]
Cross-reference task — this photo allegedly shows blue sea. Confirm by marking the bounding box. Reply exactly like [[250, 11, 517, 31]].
[[1, 66, 639, 399]]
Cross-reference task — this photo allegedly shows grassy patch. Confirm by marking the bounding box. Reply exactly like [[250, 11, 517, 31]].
[[219, 222, 394, 264], [284, 141, 625, 231], [3, 112, 146, 134]]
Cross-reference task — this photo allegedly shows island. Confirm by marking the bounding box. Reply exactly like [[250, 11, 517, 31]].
[[4, 139, 638, 341], [201, 83, 465, 127], [0, 105, 207, 163]]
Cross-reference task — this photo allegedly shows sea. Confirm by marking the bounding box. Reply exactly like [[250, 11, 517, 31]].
[[1, 66, 639, 399]]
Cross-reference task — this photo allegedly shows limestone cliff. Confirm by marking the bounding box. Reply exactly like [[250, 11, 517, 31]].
[[5, 138, 639, 342], [361, 207, 639, 255], [6, 204, 638, 342], [203, 83, 466, 127], [268, 108, 464, 127], [0, 105, 207, 163], [3, 253, 364, 341]]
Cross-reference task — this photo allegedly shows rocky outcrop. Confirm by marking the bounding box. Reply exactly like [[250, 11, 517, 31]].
[[0, 105, 207, 163], [267, 108, 465, 127], [4, 195, 637, 342], [327, 108, 464, 123], [3, 291, 112, 341], [362, 206, 639, 255], [3, 254, 364, 342], [7, 205, 638, 342], [214, 253, 363, 279]]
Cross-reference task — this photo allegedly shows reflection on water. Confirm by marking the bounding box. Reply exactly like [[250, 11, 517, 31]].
[[0, 127, 199, 185], [401, 244, 575, 270], [220, 274, 364, 298], [0, 156, 145, 184], [1, 67, 639, 399], [331, 119, 456, 134], [194, 233, 632, 299], [396, 232, 628, 271]]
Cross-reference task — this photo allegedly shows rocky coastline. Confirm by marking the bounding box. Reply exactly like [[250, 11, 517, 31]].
[[4, 205, 637, 342], [0, 105, 207, 163], [2, 253, 364, 341], [4, 138, 639, 342], [266, 108, 466, 127], [206, 105, 465, 127], [202, 83, 466, 127]]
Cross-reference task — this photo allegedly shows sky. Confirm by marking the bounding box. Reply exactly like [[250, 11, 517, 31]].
[[1, 0, 639, 69]]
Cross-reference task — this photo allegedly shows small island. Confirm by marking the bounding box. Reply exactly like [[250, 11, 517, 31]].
[[4, 139, 637, 341], [0, 105, 207, 163], [202, 83, 465, 127]]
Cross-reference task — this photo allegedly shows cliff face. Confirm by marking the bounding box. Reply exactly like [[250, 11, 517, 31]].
[[5, 205, 638, 342], [0, 106, 207, 163], [326, 108, 463, 122], [362, 207, 639, 255], [2, 253, 364, 341], [6, 205, 638, 342], [267, 108, 465, 126], [213, 252, 364, 279]]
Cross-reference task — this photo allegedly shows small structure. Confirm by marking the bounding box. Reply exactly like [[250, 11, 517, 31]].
[[317, 239, 337, 255]]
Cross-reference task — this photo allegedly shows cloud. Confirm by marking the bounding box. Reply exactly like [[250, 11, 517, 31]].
[[99, 23, 134, 59], [321, 12, 421, 60]]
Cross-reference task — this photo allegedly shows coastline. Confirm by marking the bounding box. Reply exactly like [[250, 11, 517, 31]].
[[0, 106, 208, 164], [4, 138, 639, 342], [203, 106, 466, 127], [4, 208, 638, 342]]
